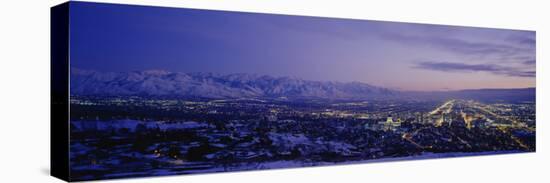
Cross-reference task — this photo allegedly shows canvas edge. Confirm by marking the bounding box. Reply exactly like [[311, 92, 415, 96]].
[[51, 1, 71, 182]]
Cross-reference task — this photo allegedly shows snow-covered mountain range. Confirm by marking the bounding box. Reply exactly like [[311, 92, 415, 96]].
[[70, 68, 397, 99]]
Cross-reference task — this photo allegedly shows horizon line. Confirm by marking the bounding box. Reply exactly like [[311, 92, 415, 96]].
[[70, 67, 535, 92]]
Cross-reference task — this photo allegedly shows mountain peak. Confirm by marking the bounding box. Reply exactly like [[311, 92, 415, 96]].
[[139, 69, 170, 76]]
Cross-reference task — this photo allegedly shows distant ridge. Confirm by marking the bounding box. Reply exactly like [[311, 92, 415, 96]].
[[70, 68, 534, 102], [70, 68, 396, 100]]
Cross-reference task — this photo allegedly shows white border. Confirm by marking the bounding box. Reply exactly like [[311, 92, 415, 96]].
[[0, 0, 547, 182]]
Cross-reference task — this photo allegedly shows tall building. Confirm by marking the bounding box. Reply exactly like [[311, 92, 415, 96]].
[[385, 114, 400, 130]]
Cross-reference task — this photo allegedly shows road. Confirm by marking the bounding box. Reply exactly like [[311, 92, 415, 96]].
[[428, 100, 455, 127]]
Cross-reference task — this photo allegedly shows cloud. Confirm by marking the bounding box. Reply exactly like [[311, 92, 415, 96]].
[[379, 29, 535, 65], [516, 36, 536, 46], [508, 33, 536, 47], [427, 38, 518, 56], [390, 34, 529, 57], [510, 71, 536, 77], [523, 59, 536, 65], [414, 61, 535, 77]]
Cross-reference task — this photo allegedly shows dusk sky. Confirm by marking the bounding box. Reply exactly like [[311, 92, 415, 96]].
[[69, 2, 535, 91]]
